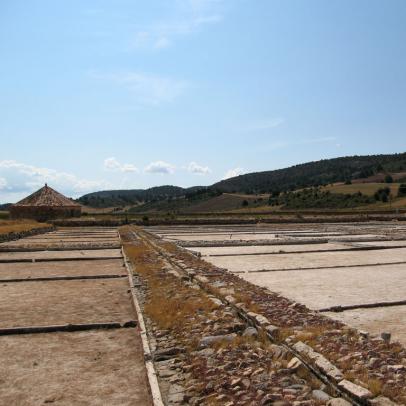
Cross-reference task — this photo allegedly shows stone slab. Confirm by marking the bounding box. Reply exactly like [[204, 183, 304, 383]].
[[240, 264, 406, 309], [0, 249, 122, 261], [0, 278, 135, 328], [0, 259, 126, 280], [188, 242, 353, 256], [327, 305, 406, 347], [0, 329, 151, 406], [207, 247, 406, 272]]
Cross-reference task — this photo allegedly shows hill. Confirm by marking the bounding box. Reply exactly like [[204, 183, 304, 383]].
[[128, 192, 266, 214], [77, 152, 406, 211], [213, 153, 406, 194], [78, 185, 203, 208]]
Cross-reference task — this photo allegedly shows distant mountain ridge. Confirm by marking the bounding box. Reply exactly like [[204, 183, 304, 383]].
[[78, 185, 204, 208], [0, 203, 11, 211], [78, 153, 406, 208]]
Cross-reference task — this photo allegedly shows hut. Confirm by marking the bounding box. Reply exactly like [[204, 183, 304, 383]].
[[10, 184, 82, 221]]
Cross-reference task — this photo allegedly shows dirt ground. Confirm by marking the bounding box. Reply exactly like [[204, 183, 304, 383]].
[[0, 278, 135, 327], [156, 223, 406, 347], [164, 233, 280, 241], [0, 226, 152, 405], [206, 247, 406, 272], [0, 248, 122, 261], [0, 259, 126, 280], [0, 329, 151, 406], [4, 236, 119, 243], [327, 306, 406, 347], [355, 240, 406, 247], [189, 242, 352, 256], [241, 263, 406, 309]]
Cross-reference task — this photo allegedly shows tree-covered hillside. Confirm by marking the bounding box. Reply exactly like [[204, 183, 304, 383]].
[[76, 153, 406, 209], [213, 153, 406, 194], [78, 185, 204, 208]]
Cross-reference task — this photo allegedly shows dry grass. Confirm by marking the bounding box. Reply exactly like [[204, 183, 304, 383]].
[[211, 328, 271, 352], [145, 292, 216, 330], [382, 385, 403, 401], [368, 378, 383, 396], [343, 371, 383, 396], [123, 239, 216, 337], [160, 241, 180, 255], [233, 291, 261, 313], [0, 219, 50, 236], [323, 182, 400, 196], [294, 325, 326, 346], [276, 327, 294, 343]]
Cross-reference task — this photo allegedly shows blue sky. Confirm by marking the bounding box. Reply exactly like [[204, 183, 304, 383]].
[[1, 0, 406, 202]]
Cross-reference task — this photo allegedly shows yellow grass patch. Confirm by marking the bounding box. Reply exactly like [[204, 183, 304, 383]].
[[323, 182, 400, 196], [0, 219, 50, 236], [123, 238, 217, 337]]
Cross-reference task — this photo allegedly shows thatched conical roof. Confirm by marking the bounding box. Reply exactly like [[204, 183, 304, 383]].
[[13, 184, 81, 207]]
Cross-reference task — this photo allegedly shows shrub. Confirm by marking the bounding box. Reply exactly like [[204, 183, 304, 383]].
[[398, 183, 406, 197], [385, 174, 394, 183], [374, 187, 390, 202], [273, 188, 373, 209]]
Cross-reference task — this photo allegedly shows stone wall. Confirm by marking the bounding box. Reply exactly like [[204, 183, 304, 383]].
[[10, 206, 81, 222], [0, 226, 55, 244]]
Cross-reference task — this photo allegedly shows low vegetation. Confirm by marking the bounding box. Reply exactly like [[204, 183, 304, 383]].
[[76, 153, 406, 212], [0, 219, 50, 236], [398, 183, 406, 197], [78, 185, 202, 208], [122, 232, 216, 338], [213, 152, 406, 194], [269, 188, 374, 209], [374, 187, 392, 202]]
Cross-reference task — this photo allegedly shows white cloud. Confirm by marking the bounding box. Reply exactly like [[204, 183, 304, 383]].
[[132, 31, 150, 48], [244, 118, 285, 132], [92, 71, 188, 105], [302, 136, 336, 144], [0, 177, 7, 190], [223, 167, 245, 180], [0, 160, 110, 202], [104, 157, 138, 173], [154, 37, 171, 49], [130, 0, 224, 50], [262, 137, 338, 152], [144, 161, 175, 174], [187, 161, 211, 175]]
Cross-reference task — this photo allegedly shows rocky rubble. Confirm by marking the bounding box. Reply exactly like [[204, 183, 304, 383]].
[[0, 241, 120, 251], [176, 239, 329, 248], [122, 232, 354, 406], [0, 226, 54, 243], [141, 231, 406, 405]]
